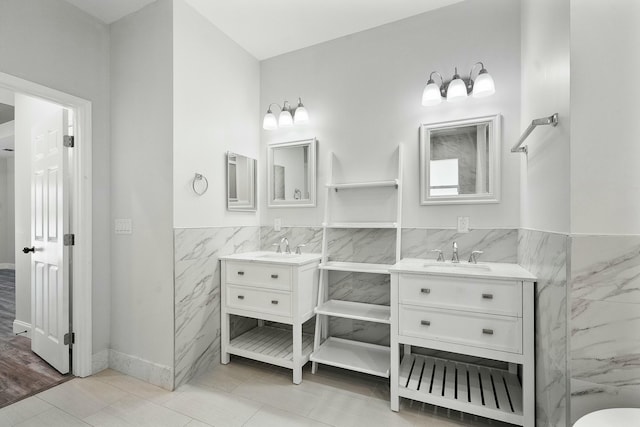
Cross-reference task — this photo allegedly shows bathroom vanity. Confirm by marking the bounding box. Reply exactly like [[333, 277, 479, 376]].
[[220, 251, 321, 384], [389, 259, 535, 426]]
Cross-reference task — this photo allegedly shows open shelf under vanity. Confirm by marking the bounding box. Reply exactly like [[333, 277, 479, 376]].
[[228, 326, 314, 369], [399, 353, 523, 425]]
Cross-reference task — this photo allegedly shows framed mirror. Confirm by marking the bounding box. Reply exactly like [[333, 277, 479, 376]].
[[267, 138, 317, 208], [227, 151, 257, 211], [420, 114, 501, 205]]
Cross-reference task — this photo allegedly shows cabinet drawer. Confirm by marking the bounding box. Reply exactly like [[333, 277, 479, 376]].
[[226, 285, 292, 318], [399, 305, 522, 354], [399, 274, 522, 317], [225, 262, 292, 291]]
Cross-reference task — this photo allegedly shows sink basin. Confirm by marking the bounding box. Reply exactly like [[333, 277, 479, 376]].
[[257, 253, 301, 259], [422, 261, 491, 272]]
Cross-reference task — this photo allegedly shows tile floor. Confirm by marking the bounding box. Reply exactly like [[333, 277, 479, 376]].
[[0, 357, 513, 426]]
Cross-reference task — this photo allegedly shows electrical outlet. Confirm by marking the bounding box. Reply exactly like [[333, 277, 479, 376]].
[[457, 216, 470, 233], [115, 218, 132, 234], [274, 218, 282, 232]]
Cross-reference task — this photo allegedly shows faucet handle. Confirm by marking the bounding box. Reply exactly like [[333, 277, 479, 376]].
[[271, 243, 281, 253], [431, 249, 445, 262], [468, 250, 484, 264], [295, 244, 306, 255]]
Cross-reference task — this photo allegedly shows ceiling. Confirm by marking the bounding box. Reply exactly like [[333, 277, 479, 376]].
[[63, 0, 463, 60], [63, 0, 158, 24]]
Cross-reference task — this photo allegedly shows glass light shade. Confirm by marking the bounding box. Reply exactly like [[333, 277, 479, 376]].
[[278, 109, 293, 127], [446, 77, 468, 102], [294, 106, 309, 123], [472, 72, 495, 98], [422, 82, 442, 106], [263, 112, 278, 130]]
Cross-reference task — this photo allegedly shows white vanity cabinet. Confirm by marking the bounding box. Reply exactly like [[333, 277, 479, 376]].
[[389, 260, 536, 426], [220, 251, 321, 384]]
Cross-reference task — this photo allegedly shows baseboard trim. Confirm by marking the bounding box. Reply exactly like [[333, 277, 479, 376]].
[[108, 349, 174, 391], [91, 349, 109, 375], [13, 320, 31, 338], [0, 263, 15, 270]]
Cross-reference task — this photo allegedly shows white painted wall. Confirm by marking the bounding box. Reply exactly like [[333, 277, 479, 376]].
[[260, 0, 521, 229], [173, 0, 260, 228], [0, 0, 111, 353], [520, 0, 571, 234], [570, 0, 640, 235], [0, 156, 15, 265], [110, 0, 174, 370], [13, 94, 63, 328]]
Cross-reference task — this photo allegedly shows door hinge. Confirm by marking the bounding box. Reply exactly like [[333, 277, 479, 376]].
[[64, 332, 75, 345], [63, 135, 75, 148], [64, 234, 75, 246]]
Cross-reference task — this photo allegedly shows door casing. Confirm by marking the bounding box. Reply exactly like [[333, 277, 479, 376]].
[[0, 71, 93, 377]]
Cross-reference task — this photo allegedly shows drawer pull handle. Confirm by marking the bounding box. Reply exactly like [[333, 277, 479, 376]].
[[237, 271, 245, 276], [237, 295, 245, 300], [420, 320, 431, 326], [271, 300, 279, 305], [271, 274, 279, 279], [482, 293, 494, 300], [420, 288, 431, 294], [482, 328, 494, 335]]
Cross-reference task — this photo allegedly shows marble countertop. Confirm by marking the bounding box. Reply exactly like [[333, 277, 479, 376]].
[[220, 251, 322, 266], [390, 258, 537, 281]]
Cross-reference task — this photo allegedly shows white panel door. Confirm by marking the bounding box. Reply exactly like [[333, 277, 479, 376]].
[[30, 108, 70, 374]]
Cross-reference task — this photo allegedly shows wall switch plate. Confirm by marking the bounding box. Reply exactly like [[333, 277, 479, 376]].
[[274, 218, 282, 232], [115, 218, 132, 234], [457, 216, 470, 233]]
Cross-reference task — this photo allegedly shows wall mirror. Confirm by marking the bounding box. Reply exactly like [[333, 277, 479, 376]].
[[420, 114, 501, 205], [227, 151, 257, 211], [267, 138, 317, 208]]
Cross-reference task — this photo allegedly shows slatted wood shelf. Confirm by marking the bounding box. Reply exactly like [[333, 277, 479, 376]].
[[228, 326, 313, 368], [319, 261, 393, 274], [399, 354, 523, 425], [311, 337, 390, 378], [315, 300, 391, 324]]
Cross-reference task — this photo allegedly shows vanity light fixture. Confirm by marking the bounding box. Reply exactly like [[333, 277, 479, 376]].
[[421, 62, 495, 106], [263, 98, 309, 130]]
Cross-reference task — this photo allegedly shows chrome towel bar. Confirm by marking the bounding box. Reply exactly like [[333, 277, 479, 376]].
[[511, 113, 559, 154]]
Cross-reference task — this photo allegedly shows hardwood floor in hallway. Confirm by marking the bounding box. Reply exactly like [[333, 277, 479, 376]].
[[0, 269, 72, 409]]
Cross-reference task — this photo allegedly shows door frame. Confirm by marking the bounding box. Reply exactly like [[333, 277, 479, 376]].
[[0, 71, 93, 377]]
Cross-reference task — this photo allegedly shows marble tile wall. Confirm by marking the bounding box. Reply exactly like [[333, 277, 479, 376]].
[[570, 235, 640, 423], [518, 229, 570, 427], [174, 226, 260, 389]]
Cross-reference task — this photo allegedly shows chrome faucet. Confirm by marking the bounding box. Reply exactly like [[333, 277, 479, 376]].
[[280, 237, 291, 254], [451, 242, 459, 263], [468, 250, 484, 264], [431, 249, 445, 262]]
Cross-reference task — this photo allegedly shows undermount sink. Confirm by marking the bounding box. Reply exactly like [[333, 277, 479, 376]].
[[422, 261, 491, 272], [257, 253, 301, 259]]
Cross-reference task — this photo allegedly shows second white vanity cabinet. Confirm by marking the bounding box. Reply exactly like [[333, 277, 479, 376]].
[[390, 260, 536, 426], [220, 251, 321, 384]]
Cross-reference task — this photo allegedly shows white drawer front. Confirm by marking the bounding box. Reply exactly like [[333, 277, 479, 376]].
[[225, 261, 292, 291], [399, 305, 522, 354], [226, 285, 292, 317], [399, 273, 522, 317]]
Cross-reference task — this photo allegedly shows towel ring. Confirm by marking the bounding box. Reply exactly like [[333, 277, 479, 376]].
[[192, 173, 209, 196]]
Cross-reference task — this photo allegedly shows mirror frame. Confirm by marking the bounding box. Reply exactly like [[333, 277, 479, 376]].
[[419, 114, 501, 205], [267, 138, 317, 208], [226, 151, 257, 212]]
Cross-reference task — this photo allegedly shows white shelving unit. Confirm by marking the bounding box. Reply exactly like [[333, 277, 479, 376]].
[[310, 146, 403, 378]]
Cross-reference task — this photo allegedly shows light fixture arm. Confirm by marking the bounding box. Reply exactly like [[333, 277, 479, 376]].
[[266, 102, 281, 113], [467, 61, 486, 92], [428, 71, 446, 97]]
